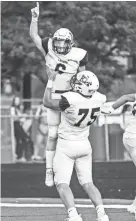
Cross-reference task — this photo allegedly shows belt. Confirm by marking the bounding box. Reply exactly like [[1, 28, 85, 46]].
[[55, 90, 70, 94]]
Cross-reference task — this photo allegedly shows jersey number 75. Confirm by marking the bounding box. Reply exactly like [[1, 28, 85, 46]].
[[75, 108, 100, 127]]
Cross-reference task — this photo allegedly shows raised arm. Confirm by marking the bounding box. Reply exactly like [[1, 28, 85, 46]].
[[101, 93, 136, 114], [30, 2, 46, 56], [43, 70, 60, 111]]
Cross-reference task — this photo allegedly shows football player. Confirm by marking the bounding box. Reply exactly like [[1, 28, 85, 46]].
[[30, 2, 88, 187], [43, 70, 109, 221], [101, 93, 136, 219]]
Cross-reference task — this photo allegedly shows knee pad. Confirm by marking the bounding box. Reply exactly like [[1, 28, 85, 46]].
[[48, 125, 58, 140]]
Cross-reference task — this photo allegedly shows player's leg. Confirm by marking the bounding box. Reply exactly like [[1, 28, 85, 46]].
[[123, 135, 136, 215], [45, 108, 61, 187], [75, 140, 109, 221], [53, 139, 82, 221]]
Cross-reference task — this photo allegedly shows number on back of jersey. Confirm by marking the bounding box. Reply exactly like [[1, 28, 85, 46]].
[[75, 107, 100, 127]]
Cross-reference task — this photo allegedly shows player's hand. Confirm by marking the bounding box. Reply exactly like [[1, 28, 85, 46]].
[[31, 2, 39, 19], [100, 105, 114, 115]]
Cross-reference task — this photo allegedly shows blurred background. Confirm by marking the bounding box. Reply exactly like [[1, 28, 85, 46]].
[[1, 1, 136, 163]]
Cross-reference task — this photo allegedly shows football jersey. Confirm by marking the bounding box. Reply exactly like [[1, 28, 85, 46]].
[[58, 91, 106, 140], [125, 94, 136, 134], [42, 38, 88, 92]]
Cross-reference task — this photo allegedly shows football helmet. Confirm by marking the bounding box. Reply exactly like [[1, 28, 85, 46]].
[[70, 71, 99, 97], [52, 28, 74, 55]]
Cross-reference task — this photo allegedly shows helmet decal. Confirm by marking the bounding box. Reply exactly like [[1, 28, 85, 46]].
[[71, 71, 99, 97], [80, 74, 92, 86]]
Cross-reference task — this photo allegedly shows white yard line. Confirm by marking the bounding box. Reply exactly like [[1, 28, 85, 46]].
[[1, 203, 129, 209]]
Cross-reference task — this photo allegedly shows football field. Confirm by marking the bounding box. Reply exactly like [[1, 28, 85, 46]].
[[1, 198, 135, 221], [1, 162, 136, 221]]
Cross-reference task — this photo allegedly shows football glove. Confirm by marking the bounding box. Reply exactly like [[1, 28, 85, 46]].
[[101, 105, 114, 115]]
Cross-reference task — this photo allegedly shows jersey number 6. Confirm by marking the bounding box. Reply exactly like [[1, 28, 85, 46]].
[[75, 108, 100, 127], [55, 63, 66, 74]]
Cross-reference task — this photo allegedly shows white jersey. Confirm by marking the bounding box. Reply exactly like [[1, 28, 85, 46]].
[[125, 94, 136, 134], [58, 91, 106, 140], [42, 38, 87, 92]]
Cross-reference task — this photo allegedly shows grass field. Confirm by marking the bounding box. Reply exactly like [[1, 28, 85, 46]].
[[1, 162, 136, 220], [1, 162, 136, 198], [1, 198, 135, 221]]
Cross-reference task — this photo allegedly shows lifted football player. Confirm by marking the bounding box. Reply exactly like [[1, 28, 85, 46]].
[[43, 70, 109, 221], [30, 2, 88, 187]]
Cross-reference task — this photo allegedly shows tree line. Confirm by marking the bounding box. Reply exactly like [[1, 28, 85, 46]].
[[1, 1, 136, 97]]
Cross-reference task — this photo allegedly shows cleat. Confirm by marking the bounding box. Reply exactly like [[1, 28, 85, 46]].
[[127, 203, 136, 214], [45, 168, 54, 187], [97, 214, 109, 221], [65, 214, 83, 221]]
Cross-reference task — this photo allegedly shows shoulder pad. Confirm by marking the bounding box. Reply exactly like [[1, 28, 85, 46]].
[[93, 92, 107, 103], [62, 92, 81, 104], [70, 47, 87, 61]]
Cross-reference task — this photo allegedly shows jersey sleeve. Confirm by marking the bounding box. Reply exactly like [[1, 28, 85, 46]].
[[59, 95, 70, 111], [79, 52, 88, 67], [94, 92, 107, 104], [42, 37, 49, 54]]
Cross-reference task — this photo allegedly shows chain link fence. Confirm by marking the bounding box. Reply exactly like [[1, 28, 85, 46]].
[[1, 107, 133, 163]]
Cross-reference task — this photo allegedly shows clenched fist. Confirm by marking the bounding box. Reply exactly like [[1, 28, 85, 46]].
[[31, 2, 39, 20]]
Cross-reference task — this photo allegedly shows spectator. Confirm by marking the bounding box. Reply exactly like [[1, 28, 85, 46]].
[[20, 108, 34, 161], [32, 102, 48, 161], [10, 96, 26, 162]]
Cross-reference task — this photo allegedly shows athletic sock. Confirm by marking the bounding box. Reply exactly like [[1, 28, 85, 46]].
[[68, 207, 78, 218], [46, 150, 55, 169]]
